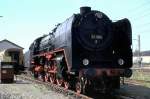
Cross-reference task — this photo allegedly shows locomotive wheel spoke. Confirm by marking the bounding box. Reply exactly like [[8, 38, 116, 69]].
[[56, 79, 63, 86], [64, 82, 69, 90], [76, 82, 81, 94], [50, 77, 54, 84], [45, 75, 49, 82]]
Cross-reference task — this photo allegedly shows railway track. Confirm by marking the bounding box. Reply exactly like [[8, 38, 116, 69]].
[[132, 68, 150, 74], [118, 68, 150, 86], [16, 74, 136, 99], [13, 68, 149, 99], [16, 74, 92, 99], [125, 79, 150, 85], [119, 95, 135, 99]]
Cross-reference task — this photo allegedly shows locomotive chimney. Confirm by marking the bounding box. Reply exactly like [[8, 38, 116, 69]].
[[80, 6, 91, 15]]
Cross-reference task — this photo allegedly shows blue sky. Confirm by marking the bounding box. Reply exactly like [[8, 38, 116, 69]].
[[0, 0, 150, 52]]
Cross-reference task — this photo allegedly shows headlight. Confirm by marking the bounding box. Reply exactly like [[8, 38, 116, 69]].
[[83, 58, 89, 66], [118, 58, 124, 65]]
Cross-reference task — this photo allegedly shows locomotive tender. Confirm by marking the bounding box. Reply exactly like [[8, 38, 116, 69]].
[[29, 7, 132, 93]]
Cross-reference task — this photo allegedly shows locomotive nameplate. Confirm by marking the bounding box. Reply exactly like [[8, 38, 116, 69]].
[[91, 34, 103, 40]]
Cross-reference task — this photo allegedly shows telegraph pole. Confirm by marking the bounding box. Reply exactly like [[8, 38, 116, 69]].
[[137, 35, 142, 68], [138, 35, 140, 57]]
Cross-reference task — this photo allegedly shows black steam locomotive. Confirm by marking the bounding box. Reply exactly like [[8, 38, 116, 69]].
[[29, 7, 132, 94]]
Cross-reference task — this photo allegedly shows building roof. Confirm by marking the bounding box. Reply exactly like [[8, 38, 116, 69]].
[[133, 50, 150, 56], [0, 39, 24, 51]]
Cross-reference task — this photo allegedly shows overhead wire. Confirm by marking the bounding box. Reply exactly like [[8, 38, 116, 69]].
[[114, 0, 150, 20], [126, 0, 150, 16], [125, 7, 150, 35], [134, 22, 150, 29], [123, 1, 150, 37], [129, 10, 150, 21]]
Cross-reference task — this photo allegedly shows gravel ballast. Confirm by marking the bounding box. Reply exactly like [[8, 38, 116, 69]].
[[0, 83, 69, 99]]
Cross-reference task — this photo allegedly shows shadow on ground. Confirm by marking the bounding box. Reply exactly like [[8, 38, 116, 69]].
[[118, 84, 150, 99]]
